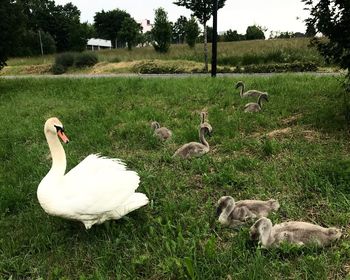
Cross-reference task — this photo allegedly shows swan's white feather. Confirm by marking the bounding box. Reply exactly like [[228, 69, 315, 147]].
[[61, 154, 140, 214], [38, 118, 149, 228]]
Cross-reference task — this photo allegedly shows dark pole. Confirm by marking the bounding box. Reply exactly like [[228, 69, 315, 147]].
[[211, 0, 218, 77]]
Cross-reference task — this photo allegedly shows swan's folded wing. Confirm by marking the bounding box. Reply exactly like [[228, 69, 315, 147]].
[[63, 155, 140, 214], [65, 154, 127, 178]]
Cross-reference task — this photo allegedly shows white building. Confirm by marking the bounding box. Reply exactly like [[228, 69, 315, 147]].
[[87, 38, 112, 51], [140, 19, 152, 33]]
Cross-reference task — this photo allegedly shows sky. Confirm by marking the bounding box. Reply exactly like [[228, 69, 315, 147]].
[[54, 0, 310, 35]]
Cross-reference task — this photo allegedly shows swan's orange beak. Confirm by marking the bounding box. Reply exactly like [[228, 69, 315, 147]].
[[57, 130, 69, 143]]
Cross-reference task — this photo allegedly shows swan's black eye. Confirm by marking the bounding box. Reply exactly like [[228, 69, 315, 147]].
[[54, 125, 64, 132]]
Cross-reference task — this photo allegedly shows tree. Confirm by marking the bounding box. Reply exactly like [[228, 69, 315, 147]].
[[18, 0, 89, 52], [303, 0, 350, 120], [139, 31, 153, 47], [269, 31, 295, 39], [206, 26, 213, 43], [245, 25, 265, 40], [172, 16, 187, 44], [185, 17, 200, 48], [303, 0, 349, 72], [152, 8, 172, 53], [94, 9, 130, 48], [223, 29, 245, 42], [0, 0, 25, 69], [173, 0, 227, 72], [18, 30, 56, 56], [118, 17, 142, 50]]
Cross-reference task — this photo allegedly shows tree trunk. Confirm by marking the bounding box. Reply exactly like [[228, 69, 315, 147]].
[[111, 38, 117, 49], [203, 21, 208, 72]]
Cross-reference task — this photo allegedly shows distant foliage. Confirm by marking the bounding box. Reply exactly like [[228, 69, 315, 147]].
[[1, 0, 91, 59], [173, 0, 227, 71], [172, 16, 188, 44], [94, 9, 131, 48], [51, 63, 66, 75], [223, 29, 245, 42], [55, 52, 76, 68], [75, 52, 98, 68], [21, 1, 90, 52], [173, 0, 226, 25], [185, 17, 200, 48], [118, 17, 142, 50], [245, 25, 265, 40], [139, 31, 153, 47], [52, 52, 76, 74], [234, 62, 318, 73], [303, 0, 350, 73], [269, 31, 306, 39], [152, 8, 172, 53], [0, 0, 24, 69], [133, 61, 182, 74], [52, 51, 98, 74], [5, 30, 57, 57], [303, 0, 350, 121]]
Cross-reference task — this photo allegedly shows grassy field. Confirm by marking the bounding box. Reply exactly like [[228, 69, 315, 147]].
[[2, 38, 328, 75], [0, 75, 349, 279]]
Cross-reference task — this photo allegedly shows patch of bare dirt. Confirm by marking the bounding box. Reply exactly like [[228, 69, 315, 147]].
[[89, 61, 137, 74], [24, 64, 51, 74], [266, 127, 293, 139], [281, 113, 303, 125], [302, 129, 321, 141], [250, 127, 292, 139]]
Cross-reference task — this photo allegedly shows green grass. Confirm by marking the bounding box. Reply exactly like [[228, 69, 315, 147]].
[[6, 38, 325, 68], [0, 75, 349, 279]]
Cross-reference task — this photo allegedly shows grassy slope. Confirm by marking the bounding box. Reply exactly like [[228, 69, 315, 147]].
[[3, 38, 325, 75], [0, 75, 349, 279]]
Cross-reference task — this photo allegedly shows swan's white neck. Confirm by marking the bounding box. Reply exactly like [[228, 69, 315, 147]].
[[45, 132, 66, 178]]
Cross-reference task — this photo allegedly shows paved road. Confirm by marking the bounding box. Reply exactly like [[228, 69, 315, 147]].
[[0, 72, 345, 79]]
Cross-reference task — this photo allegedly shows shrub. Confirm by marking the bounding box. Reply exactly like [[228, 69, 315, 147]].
[[234, 62, 318, 73], [132, 61, 182, 74], [51, 63, 66, 75], [108, 56, 121, 63], [75, 52, 98, 68], [55, 52, 76, 68]]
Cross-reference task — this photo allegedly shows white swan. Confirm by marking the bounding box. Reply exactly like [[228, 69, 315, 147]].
[[37, 117, 149, 229]]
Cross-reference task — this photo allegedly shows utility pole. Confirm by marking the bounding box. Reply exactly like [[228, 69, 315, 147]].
[[211, 0, 218, 77], [38, 30, 44, 56]]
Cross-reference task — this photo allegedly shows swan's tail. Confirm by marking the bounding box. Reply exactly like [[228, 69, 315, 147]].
[[268, 199, 280, 211], [122, 193, 149, 214], [328, 228, 342, 240]]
